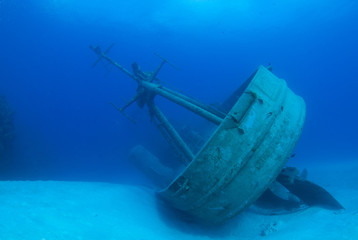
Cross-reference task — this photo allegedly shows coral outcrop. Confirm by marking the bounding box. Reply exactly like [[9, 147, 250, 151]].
[[0, 96, 15, 155]]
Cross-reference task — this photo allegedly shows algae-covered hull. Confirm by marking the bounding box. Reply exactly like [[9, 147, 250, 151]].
[[158, 66, 306, 224]]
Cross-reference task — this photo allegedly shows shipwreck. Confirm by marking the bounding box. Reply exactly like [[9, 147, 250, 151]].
[[90, 45, 309, 224]]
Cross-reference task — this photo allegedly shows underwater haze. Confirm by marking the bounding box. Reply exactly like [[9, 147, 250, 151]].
[[1, 1, 358, 239], [1, 0, 358, 183]]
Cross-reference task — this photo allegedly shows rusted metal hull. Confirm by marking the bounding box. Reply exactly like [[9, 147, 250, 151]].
[[157, 66, 306, 224]]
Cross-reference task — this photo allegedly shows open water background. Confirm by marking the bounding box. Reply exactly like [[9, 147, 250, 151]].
[[0, 0, 357, 182]]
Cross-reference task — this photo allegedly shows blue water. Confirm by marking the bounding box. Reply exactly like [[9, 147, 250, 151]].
[[0, 0, 357, 183]]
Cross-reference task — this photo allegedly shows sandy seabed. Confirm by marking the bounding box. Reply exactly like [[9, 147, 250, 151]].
[[0, 159, 357, 240]]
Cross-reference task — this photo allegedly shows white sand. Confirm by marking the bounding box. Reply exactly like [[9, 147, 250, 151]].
[[0, 160, 357, 240]]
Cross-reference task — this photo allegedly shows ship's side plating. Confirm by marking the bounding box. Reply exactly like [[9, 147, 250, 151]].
[[158, 66, 306, 224]]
